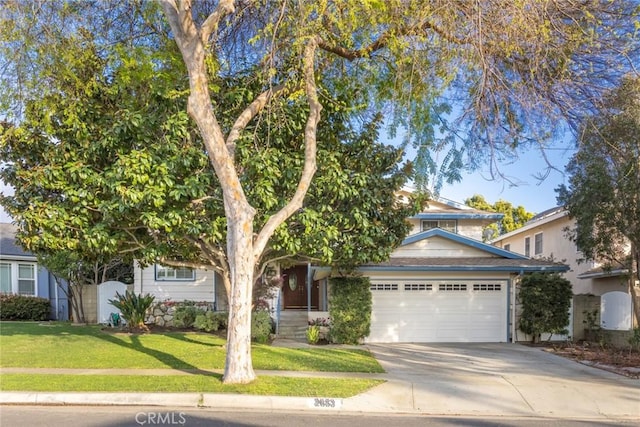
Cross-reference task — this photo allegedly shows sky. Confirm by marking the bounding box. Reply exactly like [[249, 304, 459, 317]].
[[437, 145, 576, 214]]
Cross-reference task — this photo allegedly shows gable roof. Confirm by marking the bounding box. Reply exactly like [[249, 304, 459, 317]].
[[400, 228, 527, 259], [0, 223, 36, 261], [360, 227, 568, 273]]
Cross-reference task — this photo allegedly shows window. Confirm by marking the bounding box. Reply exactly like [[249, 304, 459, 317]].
[[473, 283, 502, 291], [534, 233, 543, 255], [404, 283, 433, 291], [421, 220, 457, 233], [0, 262, 37, 296], [524, 237, 531, 257], [370, 283, 398, 291], [155, 265, 195, 281], [503, 244, 511, 251], [18, 264, 35, 295], [438, 283, 467, 291], [0, 263, 11, 293]]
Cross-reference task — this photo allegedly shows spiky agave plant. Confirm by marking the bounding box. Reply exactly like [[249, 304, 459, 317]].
[[108, 290, 155, 332]]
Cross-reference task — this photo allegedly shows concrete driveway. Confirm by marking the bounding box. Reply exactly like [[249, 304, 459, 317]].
[[343, 343, 640, 419]]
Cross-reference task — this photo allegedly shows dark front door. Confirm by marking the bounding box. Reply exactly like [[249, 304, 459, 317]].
[[282, 265, 318, 309]]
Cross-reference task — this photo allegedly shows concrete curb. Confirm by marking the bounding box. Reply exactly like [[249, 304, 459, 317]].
[[0, 392, 348, 413], [0, 392, 201, 407]]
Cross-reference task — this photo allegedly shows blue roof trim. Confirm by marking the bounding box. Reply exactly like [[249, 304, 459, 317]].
[[412, 213, 504, 220], [359, 265, 569, 273], [400, 228, 528, 259]]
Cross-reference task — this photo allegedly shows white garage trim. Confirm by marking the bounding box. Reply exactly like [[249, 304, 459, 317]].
[[367, 279, 508, 343]]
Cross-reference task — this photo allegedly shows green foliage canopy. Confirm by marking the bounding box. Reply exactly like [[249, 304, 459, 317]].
[[465, 194, 534, 240], [0, 35, 418, 276]]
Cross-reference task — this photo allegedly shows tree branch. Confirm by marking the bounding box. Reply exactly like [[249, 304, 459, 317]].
[[199, 0, 235, 45], [253, 37, 321, 261], [317, 20, 469, 61], [158, 257, 213, 271], [226, 84, 286, 158]]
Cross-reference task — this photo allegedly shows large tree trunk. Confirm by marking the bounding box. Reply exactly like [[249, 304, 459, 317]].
[[160, 0, 319, 384], [223, 209, 257, 383]]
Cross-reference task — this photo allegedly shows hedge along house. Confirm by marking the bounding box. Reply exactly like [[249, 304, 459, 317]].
[[0, 222, 69, 320], [131, 197, 568, 342]]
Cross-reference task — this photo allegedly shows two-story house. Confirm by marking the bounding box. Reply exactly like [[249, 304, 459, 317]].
[[133, 197, 567, 343], [491, 207, 636, 341]]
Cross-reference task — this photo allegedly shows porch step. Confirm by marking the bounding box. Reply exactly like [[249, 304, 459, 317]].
[[276, 311, 308, 339]]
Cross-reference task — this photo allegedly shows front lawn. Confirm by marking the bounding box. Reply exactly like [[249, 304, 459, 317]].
[[0, 322, 383, 373], [0, 373, 383, 397], [0, 322, 385, 396]]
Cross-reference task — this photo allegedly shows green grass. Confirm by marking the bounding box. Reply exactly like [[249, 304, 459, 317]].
[[0, 374, 383, 397], [0, 322, 383, 373], [0, 322, 385, 396]]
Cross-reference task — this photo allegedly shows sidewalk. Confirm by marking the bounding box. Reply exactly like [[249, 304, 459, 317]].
[[1, 341, 639, 420]]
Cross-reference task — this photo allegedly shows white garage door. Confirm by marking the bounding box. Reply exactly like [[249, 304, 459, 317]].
[[367, 279, 508, 343]]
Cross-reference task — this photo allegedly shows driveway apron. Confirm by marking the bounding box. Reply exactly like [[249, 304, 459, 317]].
[[343, 343, 640, 419]]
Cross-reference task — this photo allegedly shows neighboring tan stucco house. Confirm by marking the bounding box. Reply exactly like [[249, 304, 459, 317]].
[[0, 222, 69, 321], [491, 207, 637, 341], [133, 197, 567, 343]]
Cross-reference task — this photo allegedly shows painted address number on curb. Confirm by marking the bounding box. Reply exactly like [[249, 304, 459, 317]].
[[309, 398, 342, 409]]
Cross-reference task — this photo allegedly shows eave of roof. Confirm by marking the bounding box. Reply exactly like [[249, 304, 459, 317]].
[[360, 256, 569, 273], [412, 212, 505, 220], [577, 268, 629, 279]]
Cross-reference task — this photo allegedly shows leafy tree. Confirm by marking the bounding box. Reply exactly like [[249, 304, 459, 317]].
[[557, 75, 640, 324], [1, 1, 638, 383], [518, 272, 572, 343], [465, 195, 534, 240]]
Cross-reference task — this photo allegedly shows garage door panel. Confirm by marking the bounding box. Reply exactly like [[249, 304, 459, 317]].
[[368, 280, 507, 343]]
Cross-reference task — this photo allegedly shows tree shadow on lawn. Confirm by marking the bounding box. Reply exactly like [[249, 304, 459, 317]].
[[94, 331, 220, 374], [161, 330, 226, 348], [0, 321, 103, 336]]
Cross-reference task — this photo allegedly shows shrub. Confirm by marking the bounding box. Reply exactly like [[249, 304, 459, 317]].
[[329, 277, 372, 344], [306, 325, 320, 344], [108, 290, 155, 331], [0, 294, 50, 321], [518, 272, 572, 343], [213, 311, 228, 330], [194, 311, 220, 332], [173, 305, 204, 329], [251, 310, 273, 343]]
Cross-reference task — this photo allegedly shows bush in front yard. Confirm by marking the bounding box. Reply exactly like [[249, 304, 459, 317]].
[[251, 310, 273, 343], [194, 311, 221, 332], [329, 277, 372, 344], [518, 272, 572, 343], [0, 294, 51, 321], [173, 305, 205, 328]]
